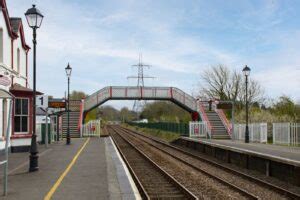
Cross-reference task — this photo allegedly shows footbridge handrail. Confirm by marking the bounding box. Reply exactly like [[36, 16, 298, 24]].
[[84, 86, 197, 114]]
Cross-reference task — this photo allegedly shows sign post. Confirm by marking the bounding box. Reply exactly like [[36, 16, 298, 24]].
[[48, 99, 66, 141], [36, 95, 49, 147], [45, 108, 49, 148]]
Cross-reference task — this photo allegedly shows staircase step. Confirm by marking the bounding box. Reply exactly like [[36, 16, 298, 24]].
[[204, 110, 230, 139], [62, 111, 81, 138]]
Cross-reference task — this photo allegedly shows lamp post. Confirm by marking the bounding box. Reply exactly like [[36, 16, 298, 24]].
[[25, 4, 44, 172], [242, 65, 251, 143], [65, 63, 72, 145]]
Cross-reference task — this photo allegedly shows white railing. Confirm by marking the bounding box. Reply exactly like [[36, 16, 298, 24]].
[[189, 121, 209, 138], [233, 123, 267, 143], [273, 123, 299, 146], [82, 120, 101, 137]]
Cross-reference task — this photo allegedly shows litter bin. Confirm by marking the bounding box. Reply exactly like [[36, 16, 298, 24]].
[[41, 124, 51, 144]]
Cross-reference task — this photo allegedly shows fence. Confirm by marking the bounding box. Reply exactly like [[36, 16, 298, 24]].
[[82, 120, 101, 137], [273, 123, 299, 146], [233, 123, 267, 143], [189, 121, 209, 138], [128, 122, 189, 136]]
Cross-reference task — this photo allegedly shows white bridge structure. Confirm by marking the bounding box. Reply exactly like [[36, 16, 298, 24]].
[[83, 86, 198, 115], [76, 86, 232, 139]]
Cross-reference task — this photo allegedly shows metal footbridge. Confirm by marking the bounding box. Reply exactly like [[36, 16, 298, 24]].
[[83, 86, 198, 114], [77, 86, 231, 139]]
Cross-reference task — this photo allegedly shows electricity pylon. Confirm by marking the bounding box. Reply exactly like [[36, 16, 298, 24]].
[[127, 54, 155, 119]]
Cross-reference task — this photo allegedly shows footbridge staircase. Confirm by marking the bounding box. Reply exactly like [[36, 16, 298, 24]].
[[65, 86, 231, 139]]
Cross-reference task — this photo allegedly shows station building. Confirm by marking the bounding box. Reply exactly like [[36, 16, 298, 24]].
[[0, 0, 39, 152]]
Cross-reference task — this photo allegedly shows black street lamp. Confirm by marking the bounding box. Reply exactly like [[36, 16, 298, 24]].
[[25, 4, 44, 172], [65, 63, 72, 145], [242, 65, 251, 143]]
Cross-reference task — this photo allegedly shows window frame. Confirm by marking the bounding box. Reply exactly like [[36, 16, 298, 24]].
[[14, 98, 29, 134]]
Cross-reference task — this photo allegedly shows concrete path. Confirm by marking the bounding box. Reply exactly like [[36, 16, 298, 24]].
[[0, 137, 139, 200]]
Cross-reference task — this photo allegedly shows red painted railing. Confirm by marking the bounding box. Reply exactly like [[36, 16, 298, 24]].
[[198, 102, 212, 137], [215, 108, 232, 135], [78, 99, 84, 133]]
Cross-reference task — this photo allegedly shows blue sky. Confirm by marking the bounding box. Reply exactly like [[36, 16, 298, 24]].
[[8, 0, 300, 109]]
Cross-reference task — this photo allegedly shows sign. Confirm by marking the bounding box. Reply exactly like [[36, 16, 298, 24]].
[[217, 103, 232, 109], [194, 124, 199, 135], [0, 76, 11, 87], [48, 101, 66, 108], [36, 95, 48, 109]]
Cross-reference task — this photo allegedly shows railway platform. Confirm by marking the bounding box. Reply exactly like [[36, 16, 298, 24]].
[[0, 137, 140, 200], [183, 137, 300, 163], [175, 137, 300, 186]]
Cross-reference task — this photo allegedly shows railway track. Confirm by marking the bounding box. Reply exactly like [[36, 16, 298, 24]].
[[112, 125, 300, 199], [109, 125, 259, 199], [108, 126, 197, 199]]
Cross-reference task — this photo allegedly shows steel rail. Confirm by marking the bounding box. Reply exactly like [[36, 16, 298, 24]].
[[112, 126, 258, 200], [108, 126, 198, 200], [109, 128, 149, 199], [117, 125, 300, 199]]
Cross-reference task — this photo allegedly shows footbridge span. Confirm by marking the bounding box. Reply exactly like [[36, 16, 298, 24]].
[[83, 86, 199, 120], [69, 86, 232, 139]]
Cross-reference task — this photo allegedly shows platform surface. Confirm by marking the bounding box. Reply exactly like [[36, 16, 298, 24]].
[[0, 137, 139, 200], [183, 137, 300, 165]]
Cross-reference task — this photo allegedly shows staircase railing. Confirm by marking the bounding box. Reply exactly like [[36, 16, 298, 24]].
[[78, 99, 84, 137], [198, 102, 212, 138], [212, 100, 232, 136], [215, 107, 232, 136]]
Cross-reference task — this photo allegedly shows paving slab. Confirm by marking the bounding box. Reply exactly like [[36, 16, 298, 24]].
[[0, 137, 139, 200]]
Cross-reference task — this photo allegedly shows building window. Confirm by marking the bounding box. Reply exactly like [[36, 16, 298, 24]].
[[0, 28, 3, 63], [14, 98, 29, 133], [17, 48, 20, 73]]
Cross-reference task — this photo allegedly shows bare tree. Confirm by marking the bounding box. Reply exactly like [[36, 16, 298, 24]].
[[199, 64, 264, 106]]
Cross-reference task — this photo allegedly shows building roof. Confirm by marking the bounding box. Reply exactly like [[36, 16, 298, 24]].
[[0, 0, 30, 50], [10, 83, 43, 95], [10, 17, 22, 34]]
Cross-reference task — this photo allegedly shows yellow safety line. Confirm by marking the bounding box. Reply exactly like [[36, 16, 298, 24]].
[[44, 138, 90, 200]]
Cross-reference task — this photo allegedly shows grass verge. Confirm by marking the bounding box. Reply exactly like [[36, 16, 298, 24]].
[[123, 124, 181, 142]]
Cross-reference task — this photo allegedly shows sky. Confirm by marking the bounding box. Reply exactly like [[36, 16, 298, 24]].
[[7, 0, 300, 109]]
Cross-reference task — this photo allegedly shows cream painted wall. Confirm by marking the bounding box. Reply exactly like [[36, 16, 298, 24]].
[[0, 12, 29, 151], [13, 30, 27, 78], [0, 13, 12, 69], [0, 14, 28, 86]]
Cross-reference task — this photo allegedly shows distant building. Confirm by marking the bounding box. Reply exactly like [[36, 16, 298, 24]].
[[0, 0, 41, 152]]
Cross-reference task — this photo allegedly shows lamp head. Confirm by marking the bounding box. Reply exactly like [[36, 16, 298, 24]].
[[25, 4, 44, 29], [242, 65, 251, 76], [65, 63, 72, 78]]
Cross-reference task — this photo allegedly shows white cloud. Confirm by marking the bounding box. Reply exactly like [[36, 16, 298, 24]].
[[6, 0, 300, 105], [254, 66, 300, 101]]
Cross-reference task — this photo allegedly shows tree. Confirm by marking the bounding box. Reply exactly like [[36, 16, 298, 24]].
[[85, 108, 97, 123], [97, 106, 120, 121], [199, 64, 264, 107], [70, 91, 87, 100], [271, 96, 298, 121], [120, 107, 136, 122], [140, 101, 191, 122]]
